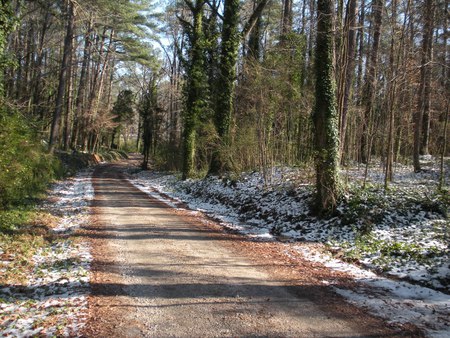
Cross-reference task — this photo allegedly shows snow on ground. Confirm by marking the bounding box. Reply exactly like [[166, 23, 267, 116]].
[[0, 169, 94, 337], [298, 246, 449, 338], [127, 159, 449, 337]]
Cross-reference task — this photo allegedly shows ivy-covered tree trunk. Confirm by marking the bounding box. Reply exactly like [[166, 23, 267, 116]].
[[312, 0, 341, 213], [208, 0, 240, 175], [182, 0, 207, 180]]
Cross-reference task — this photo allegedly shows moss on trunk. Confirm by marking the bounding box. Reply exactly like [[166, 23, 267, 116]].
[[312, 0, 342, 213]]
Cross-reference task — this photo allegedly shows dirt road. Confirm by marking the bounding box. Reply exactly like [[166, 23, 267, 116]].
[[84, 162, 420, 337]]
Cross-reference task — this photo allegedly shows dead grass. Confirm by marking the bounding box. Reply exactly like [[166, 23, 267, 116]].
[[0, 211, 61, 285]]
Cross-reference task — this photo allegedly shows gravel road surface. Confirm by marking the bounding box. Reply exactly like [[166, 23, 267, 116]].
[[83, 162, 420, 337]]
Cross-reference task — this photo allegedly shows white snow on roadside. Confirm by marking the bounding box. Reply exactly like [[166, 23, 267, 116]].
[[296, 246, 450, 338], [131, 181, 178, 209], [125, 161, 450, 337], [128, 174, 276, 241], [49, 170, 94, 234], [0, 169, 94, 337]]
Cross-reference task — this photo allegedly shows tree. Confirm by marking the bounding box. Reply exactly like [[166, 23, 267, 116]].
[[312, 0, 341, 213], [208, 0, 240, 174], [281, 0, 293, 37], [48, 0, 74, 152], [139, 76, 162, 169], [111, 90, 135, 149], [336, 0, 357, 159], [180, 0, 208, 179], [209, 0, 270, 175], [413, 0, 435, 172], [360, 0, 384, 164], [0, 0, 16, 94]]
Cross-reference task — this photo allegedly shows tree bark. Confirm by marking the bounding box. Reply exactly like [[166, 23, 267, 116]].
[[31, 8, 51, 118], [71, 15, 92, 149], [209, 0, 240, 174], [360, 0, 384, 163], [337, 0, 357, 160], [181, 0, 207, 179], [63, 33, 74, 151], [49, 0, 74, 152], [312, 0, 341, 213], [281, 0, 293, 37], [413, 0, 435, 171], [247, 0, 262, 60], [384, 0, 399, 188], [355, 0, 365, 101]]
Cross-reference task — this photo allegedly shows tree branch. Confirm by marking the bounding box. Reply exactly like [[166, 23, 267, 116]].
[[241, 0, 270, 40], [205, 0, 224, 21]]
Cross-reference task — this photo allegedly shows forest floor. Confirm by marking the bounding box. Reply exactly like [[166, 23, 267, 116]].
[[0, 155, 448, 337]]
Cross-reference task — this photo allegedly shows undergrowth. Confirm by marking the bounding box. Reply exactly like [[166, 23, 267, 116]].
[[0, 108, 62, 210]]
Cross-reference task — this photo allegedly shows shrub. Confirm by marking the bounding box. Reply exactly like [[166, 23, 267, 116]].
[[0, 108, 60, 209]]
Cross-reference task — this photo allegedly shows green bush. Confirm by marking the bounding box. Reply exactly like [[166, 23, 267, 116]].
[[0, 108, 60, 209]]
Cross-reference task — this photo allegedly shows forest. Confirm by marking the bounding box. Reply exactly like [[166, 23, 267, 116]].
[[0, 1, 449, 335], [0, 0, 448, 211]]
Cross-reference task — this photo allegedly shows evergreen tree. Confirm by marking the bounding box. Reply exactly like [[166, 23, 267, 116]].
[[111, 90, 135, 149]]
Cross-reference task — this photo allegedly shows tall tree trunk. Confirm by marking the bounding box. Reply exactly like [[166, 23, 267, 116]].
[[49, 0, 74, 152], [169, 49, 179, 152], [92, 29, 114, 118], [247, 0, 262, 60], [281, 0, 293, 37], [305, 0, 316, 88], [337, 0, 357, 160], [355, 0, 365, 100], [360, 0, 384, 163], [313, 0, 341, 214], [83, 27, 110, 152], [71, 17, 92, 149], [384, 0, 399, 188], [439, 104, 448, 190], [63, 34, 74, 151], [209, 0, 240, 174], [414, 0, 435, 171], [420, 0, 435, 156], [181, 0, 207, 179], [31, 8, 51, 118]]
